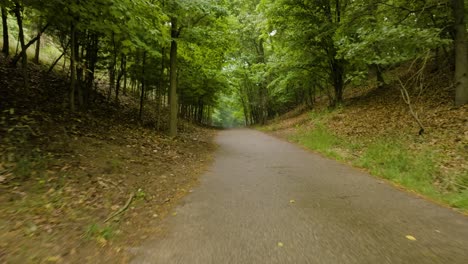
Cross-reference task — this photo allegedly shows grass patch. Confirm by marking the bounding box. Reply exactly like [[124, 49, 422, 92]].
[[356, 139, 436, 190], [290, 124, 343, 160]]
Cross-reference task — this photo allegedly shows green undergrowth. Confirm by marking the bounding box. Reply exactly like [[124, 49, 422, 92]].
[[285, 110, 468, 212]]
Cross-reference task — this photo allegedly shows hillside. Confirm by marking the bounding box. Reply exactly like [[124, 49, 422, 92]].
[[261, 63, 468, 212], [0, 55, 216, 262]]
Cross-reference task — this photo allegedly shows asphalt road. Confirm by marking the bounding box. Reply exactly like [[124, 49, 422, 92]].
[[131, 129, 468, 264]]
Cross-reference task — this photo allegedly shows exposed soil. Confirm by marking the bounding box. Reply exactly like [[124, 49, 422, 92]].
[[0, 56, 217, 263]]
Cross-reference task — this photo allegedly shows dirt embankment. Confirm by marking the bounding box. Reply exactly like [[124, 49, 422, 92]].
[[0, 56, 217, 263]]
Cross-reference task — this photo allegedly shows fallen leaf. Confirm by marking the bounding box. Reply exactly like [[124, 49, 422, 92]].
[[277, 242, 284, 247], [97, 237, 108, 246], [289, 199, 295, 203], [406, 235, 416, 241], [45, 256, 61, 262]]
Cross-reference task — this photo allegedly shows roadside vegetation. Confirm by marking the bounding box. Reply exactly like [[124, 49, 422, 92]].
[[260, 76, 468, 212]]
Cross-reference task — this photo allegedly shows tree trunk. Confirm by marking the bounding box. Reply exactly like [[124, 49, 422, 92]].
[[33, 17, 42, 64], [76, 37, 84, 108], [13, 2, 28, 88], [86, 34, 99, 104], [169, 17, 179, 137], [116, 55, 125, 103], [1, 6, 9, 56], [139, 51, 146, 120], [123, 55, 128, 96], [108, 33, 116, 101], [156, 48, 165, 131], [331, 59, 344, 105], [69, 22, 76, 112], [452, 0, 468, 106]]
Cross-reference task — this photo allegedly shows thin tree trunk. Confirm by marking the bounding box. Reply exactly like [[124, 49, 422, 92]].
[[157, 48, 165, 131], [116, 55, 125, 103], [70, 22, 76, 112], [33, 17, 42, 64], [1, 7, 9, 56], [452, 0, 468, 106], [47, 48, 67, 73], [13, 2, 28, 88], [123, 55, 128, 96], [139, 51, 146, 120], [108, 33, 116, 101], [76, 35, 84, 108], [169, 17, 179, 137]]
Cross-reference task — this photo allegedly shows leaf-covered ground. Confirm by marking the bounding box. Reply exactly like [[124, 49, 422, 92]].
[[0, 57, 217, 263], [261, 64, 468, 212]]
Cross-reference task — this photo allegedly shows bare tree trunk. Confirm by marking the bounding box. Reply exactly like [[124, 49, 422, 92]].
[[108, 33, 116, 101], [33, 17, 42, 64], [69, 22, 76, 112], [116, 55, 125, 103], [139, 51, 146, 121], [1, 6, 9, 56], [156, 48, 165, 131], [13, 2, 28, 88], [123, 54, 128, 96], [452, 0, 468, 106], [169, 17, 179, 137]]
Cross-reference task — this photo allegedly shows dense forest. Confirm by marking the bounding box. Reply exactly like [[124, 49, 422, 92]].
[[1, 0, 467, 130], [1, 0, 468, 262]]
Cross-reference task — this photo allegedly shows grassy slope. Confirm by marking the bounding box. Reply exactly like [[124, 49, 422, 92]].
[[260, 65, 468, 213]]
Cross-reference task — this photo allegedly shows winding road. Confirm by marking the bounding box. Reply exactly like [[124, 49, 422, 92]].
[[132, 129, 468, 264]]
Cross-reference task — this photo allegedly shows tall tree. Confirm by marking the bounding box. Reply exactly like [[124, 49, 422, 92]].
[[169, 17, 179, 137], [452, 0, 468, 106], [1, 3, 9, 56]]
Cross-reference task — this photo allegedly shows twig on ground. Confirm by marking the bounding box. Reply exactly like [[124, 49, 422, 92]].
[[104, 192, 135, 223]]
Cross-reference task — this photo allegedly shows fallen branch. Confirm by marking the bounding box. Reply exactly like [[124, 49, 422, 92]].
[[398, 78, 425, 135], [104, 192, 135, 223]]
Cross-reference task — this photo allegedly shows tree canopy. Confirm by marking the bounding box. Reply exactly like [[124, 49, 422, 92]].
[[1, 0, 467, 130]]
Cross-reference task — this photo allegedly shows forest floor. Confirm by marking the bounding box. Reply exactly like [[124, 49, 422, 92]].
[[260, 64, 468, 213], [0, 56, 217, 263]]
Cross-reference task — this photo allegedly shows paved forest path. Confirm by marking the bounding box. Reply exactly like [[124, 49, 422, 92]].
[[131, 129, 468, 264]]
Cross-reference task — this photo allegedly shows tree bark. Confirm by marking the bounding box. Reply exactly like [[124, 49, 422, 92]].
[[33, 17, 42, 64], [169, 17, 179, 137], [13, 2, 28, 88], [157, 48, 165, 131], [69, 22, 76, 112], [1, 6, 9, 56], [452, 0, 468, 106], [108, 32, 116, 101], [116, 55, 125, 103], [139, 51, 146, 121]]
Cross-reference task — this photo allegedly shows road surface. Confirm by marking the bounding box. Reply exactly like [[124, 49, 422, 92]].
[[131, 129, 468, 264]]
